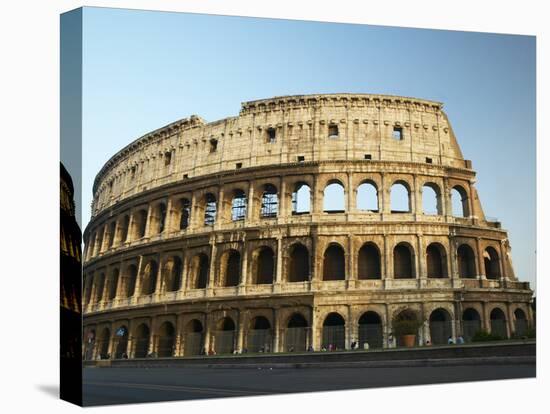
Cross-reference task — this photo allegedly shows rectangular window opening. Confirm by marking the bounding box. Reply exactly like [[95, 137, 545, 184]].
[[267, 128, 276, 143], [297, 155, 305, 162], [364, 154, 372, 160], [426, 157, 433, 164], [236, 162, 242, 169], [392, 126, 403, 140], [328, 124, 339, 138]]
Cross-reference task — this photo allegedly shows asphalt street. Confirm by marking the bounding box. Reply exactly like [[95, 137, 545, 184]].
[[83, 363, 535, 406]]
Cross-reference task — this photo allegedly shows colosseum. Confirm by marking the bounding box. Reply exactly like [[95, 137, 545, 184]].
[[82, 93, 534, 360]]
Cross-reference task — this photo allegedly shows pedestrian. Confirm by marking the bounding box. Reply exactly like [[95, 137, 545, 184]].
[[363, 341, 369, 350], [456, 335, 465, 345], [447, 336, 455, 345]]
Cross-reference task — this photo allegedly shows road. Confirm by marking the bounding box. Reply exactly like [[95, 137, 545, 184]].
[[83, 363, 535, 406]]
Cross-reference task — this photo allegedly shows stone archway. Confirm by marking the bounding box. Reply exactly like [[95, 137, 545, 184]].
[[157, 321, 176, 357], [322, 312, 346, 350], [213, 317, 236, 354], [429, 308, 452, 345], [285, 313, 309, 352], [462, 308, 481, 342], [358, 311, 383, 348], [184, 319, 204, 356], [246, 316, 272, 353]]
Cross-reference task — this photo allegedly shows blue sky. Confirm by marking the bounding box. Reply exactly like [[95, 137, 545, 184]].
[[82, 7, 536, 290]]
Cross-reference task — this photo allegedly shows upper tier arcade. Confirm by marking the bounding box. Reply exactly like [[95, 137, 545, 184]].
[[91, 93, 468, 217]]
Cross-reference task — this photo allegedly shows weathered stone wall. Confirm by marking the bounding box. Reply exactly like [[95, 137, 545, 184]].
[[82, 94, 533, 359]]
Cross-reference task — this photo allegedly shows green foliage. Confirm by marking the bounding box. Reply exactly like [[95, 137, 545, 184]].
[[471, 330, 503, 342], [393, 319, 422, 336]]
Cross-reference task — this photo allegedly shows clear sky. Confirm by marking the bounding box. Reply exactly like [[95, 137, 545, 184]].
[[82, 7, 536, 290]]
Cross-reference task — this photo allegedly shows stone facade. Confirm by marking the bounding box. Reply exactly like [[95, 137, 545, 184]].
[[82, 93, 533, 359]]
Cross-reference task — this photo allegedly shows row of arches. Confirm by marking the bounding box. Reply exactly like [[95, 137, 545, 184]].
[[86, 179, 472, 261], [85, 306, 529, 359], [84, 241, 504, 305]]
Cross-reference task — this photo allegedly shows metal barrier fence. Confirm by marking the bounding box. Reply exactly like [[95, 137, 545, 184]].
[[491, 320, 508, 338], [322, 325, 345, 350], [184, 332, 204, 356], [157, 335, 175, 357], [284, 327, 309, 352], [358, 324, 383, 348], [247, 329, 272, 352], [515, 319, 528, 337], [213, 331, 236, 354], [112, 337, 129, 359], [133, 337, 150, 358], [430, 321, 453, 345], [462, 320, 481, 342]]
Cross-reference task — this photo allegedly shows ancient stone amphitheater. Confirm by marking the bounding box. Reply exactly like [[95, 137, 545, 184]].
[[83, 93, 533, 360]]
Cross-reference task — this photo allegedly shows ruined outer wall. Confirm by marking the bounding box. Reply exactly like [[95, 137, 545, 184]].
[[91, 94, 467, 216]]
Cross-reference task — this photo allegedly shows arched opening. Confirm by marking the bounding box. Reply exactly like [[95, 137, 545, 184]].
[[358, 243, 381, 280], [292, 182, 311, 214], [484, 247, 501, 280], [135, 209, 147, 239], [490, 308, 507, 338], [247, 316, 272, 353], [285, 313, 309, 352], [255, 247, 275, 284], [192, 254, 209, 289], [514, 309, 528, 337], [222, 249, 241, 287], [426, 243, 447, 278], [390, 181, 410, 213], [323, 181, 345, 213], [429, 309, 452, 345], [124, 264, 138, 297], [231, 189, 247, 221], [95, 230, 104, 255], [358, 311, 383, 348], [133, 324, 150, 358], [140, 260, 158, 295], [84, 328, 96, 360], [260, 184, 278, 218], [322, 312, 346, 350], [156, 202, 167, 233], [119, 215, 130, 243], [451, 186, 469, 217], [204, 193, 217, 226], [184, 320, 204, 356], [163, 257, 182, 292], [422, 183, 441, 215], [107, 221, 116, 248], [288, 244, 310, 282], [113, 325, 129, 359], [157, 322, 175, 357], [357, 181, 378, 212], [457, 244, 476, 278], [108, 268, 119, 300], [98, 327, 111, 359], [179, 198, 191, 230], [393, 309, 420, 347], [462, 308, 481, 342], [95, 273, 105, 303], [393, 243, 414, 279], [213, 317, 236, 354], [323, 244, 346, 281]]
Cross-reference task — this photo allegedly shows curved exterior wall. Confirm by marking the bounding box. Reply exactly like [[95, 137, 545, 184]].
[[83, 93, 533, 358]]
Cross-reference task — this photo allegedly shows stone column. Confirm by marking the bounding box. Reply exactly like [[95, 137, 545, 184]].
[[475, 238, 485, 280], [347, 172, 354, 214], [498, 241, 507, 281], [207, 238, 217, 294], [143, 204, 153, 238], [164, 197, 174, 234], [273, 308, 280, 353], [239, 243, 248, 295], [246, 182, 255, 224], [279, 177, 287, 220], [273, 236, 283, 293], [203, 315, 212, 354], [132, 255, 145, 300], [237, 311, 246, 352], [154, 255, 163, 296], [189, 192, 198, 230], [383, 234, 392, 287], [346, 234, 355, 289], [417, 234, 425, 288], [215, 186, 224, 229]]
